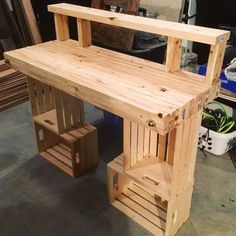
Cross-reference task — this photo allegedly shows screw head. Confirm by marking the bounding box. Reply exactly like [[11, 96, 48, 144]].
[[147, 120, 156, 127]]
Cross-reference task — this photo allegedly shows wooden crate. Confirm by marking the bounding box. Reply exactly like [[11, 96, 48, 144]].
[[27, 77, 84, 134], [108, 155, 194, 236], [123, 109, 203, 201], [34, 121, 98, 177]]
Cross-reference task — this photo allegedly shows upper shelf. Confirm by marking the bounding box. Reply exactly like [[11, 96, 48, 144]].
[[5, 40, 216, 134], [48, 3, 229, 45]]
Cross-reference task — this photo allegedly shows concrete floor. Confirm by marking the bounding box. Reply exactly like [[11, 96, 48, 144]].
[[0, 102, 235, 236]]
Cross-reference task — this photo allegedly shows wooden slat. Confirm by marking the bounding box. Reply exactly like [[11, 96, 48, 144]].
[[130, 122, 138, 167], [137, 125, 144, 161], [124, 119, 131, 170], [143, 128, 150, 156], [48, 3, 230, 45], [116, 194, 166, 230], [112, 200, 165, 236], [52, 88, 65, 133], [124, 188, 167, 220], [54, 13, 69, 41], [158, 134, 167, 161], [27, 77, 38, 115], [150, 130, 158, 157], [40, 151, 73, 176], [34, 80, 45, 114], [77, 18, 92, 47], [47, 147, 72, 167], [61, 91, 72, 130], [129, 183, 167, 210]]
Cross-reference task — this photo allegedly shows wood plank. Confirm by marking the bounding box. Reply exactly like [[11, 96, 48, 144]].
[[54, 13, 69, 41], [130, 122, 138, 167], [48, 4, 230, 45], [77, 19, 92, 47], [40, 150, 73, 176], [47, 147, 72, 167], [158, 134, 167, 161], [34, 80, 45, 114], [150, 130, 158, 157], [166, 37, 182, 73], [112, 200, 165, 236], [143, 128, 150, 156], [124, 119, 131, 170], [52, 88, 65, 133], [137, 125, 144, 161], [124, 188, 167, 220], [116, 193, 166, 229]]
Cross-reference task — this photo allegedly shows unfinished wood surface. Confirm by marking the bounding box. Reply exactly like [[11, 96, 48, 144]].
[[54, 14, 69, 41], [4, 40, 217, 134], [166, 37, 182, 73], [77, 19, 92, 47], [108, 157, 194, 236], [206, 38, 228, 85], [48, 3, 230, 45]]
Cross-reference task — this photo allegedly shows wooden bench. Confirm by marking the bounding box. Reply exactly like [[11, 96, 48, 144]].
[[4, 3, 230, 235]]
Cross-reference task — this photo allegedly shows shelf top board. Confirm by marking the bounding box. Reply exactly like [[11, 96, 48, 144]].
[[48, 3, 230, 45], [4, 40, 216, 134]]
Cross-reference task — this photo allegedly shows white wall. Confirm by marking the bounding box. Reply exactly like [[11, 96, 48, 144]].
[[140, 0, 184, 22]]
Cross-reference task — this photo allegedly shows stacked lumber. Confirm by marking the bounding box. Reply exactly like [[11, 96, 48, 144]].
[[0, 60, 28, 111]]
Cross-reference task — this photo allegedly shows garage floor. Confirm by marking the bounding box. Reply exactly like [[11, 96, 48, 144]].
[[0, 102, 235, 236]]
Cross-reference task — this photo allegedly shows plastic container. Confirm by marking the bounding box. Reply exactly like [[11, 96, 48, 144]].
[[199, 64, 236, 93], [198, 102, 236, 155], [198, 126, 236, 155]]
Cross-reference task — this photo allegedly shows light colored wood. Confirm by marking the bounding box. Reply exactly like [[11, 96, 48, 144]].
[[158, 134, 167, 161], [77, 19, 92, 47], [124, 119, 131, 169], [137, 125, 144, 161], [54, 13, 69, 41], [108, 157, 194, 236], [48, 3, 230, 45], [143, 128, 150, 156], [130, 122, 138, 166], [166, 37, 182, 73], [150, 130, 158, 156], [4, 40, 219, 134], [206, 38, 228, 85], [165, 181, 194, 236]]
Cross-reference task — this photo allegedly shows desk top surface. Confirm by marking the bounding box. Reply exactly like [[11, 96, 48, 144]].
[[4, 40, 217, 133]]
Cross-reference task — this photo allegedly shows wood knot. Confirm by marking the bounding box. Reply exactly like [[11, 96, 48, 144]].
[[157, 113, 163, 118], [160, 88, 167, 92], [109, 17, 116, 20]]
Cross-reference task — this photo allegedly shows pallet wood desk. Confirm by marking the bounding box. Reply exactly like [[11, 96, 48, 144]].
[[4, 3, 230, 235]]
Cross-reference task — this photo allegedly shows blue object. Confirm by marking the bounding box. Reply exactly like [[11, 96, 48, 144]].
[[199, 64, 236, 93], [103, 111, 123, 137]]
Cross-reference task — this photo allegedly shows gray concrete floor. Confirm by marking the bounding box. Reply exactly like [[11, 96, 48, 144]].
[[0, 102, 235, 236]]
